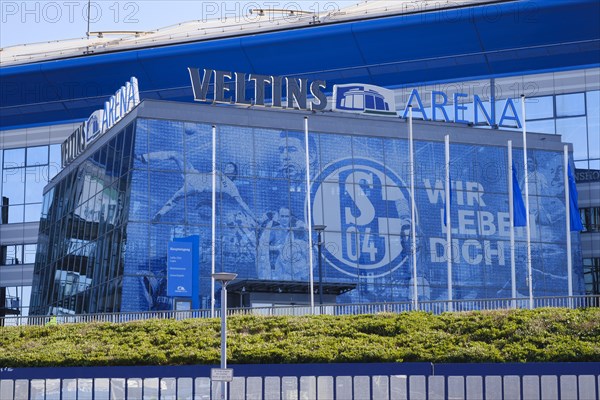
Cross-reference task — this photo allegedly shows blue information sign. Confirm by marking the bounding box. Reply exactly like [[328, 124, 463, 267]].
[[167, 241, 193, 297]]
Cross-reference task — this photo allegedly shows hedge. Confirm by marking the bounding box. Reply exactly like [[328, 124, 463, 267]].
[[1, 308, 599, 367]]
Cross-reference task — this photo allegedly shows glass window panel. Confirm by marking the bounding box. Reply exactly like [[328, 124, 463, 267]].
[[527, 119, 555, 134], [218, 125, 255, 178], [120, 125, 134, 176], [49, 144, 62, 178], [5, 245, 22, 264], [526, 96, 554, 119], [27, 146, 48, 166], [254, 128, 283, 179], [575, 160, 588, 169], [587, 91, 600, 159], [8, 205, 24, 224], [556, 93, 585, 117], [25, 166, 48, 203], [24, 203, 42, 223], [556, 117, 588, 161], [2, 167, 25, 204], [3, 148, 25, 168], [24, 244, 37, 264]]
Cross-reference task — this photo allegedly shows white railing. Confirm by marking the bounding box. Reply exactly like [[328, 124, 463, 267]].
[[1, 295, 598, 327]]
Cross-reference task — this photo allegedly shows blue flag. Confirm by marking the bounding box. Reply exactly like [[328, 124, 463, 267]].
[[568, 165, 583, 231], [512, 161, 527, 227]]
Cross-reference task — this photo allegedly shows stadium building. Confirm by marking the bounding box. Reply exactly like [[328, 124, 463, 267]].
[[0, 0, 598, 316]]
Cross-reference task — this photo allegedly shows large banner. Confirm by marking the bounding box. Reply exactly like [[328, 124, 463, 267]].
[[122, 118, 584, 309]]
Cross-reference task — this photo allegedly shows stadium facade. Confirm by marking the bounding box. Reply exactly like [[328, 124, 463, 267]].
[[0, 0, 598, 316]]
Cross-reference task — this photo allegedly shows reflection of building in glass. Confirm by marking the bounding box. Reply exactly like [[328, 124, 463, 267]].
[[28, 102, 585, 315]]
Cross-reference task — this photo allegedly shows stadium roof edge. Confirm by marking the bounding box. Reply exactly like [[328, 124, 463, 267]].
[[0, 0, 511, 67], [1, 0, 598, 129]]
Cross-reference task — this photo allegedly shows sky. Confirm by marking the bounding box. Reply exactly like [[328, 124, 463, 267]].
[[1, 0, 358, 48]]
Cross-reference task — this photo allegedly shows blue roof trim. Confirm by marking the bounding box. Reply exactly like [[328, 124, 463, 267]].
[[1, 0, 598, 128]]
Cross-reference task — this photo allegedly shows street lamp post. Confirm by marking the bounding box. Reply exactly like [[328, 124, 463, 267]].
[[212, 272, 237, 400], [313, 225, 326, 308]]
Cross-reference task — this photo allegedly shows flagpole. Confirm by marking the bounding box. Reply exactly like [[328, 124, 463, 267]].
[[409, 106, 418, 310], [211, 125, 217, 318], [508, 140, 517, 308], [521, 95, 534, 310], [563, 145, 573, 301], [304, 116, 315, 313], [445, 135, 452, 312]]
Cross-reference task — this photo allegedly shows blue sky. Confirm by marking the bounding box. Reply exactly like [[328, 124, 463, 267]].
[[1, 1, 357, 48]]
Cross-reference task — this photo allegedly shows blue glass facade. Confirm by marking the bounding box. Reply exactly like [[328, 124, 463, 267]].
[[29, 106, 585, 314]]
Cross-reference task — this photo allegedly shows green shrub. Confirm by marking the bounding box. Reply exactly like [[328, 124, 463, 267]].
[[1, 308, 598, 367]]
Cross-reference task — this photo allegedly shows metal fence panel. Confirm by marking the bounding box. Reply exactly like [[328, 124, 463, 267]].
[[447, 376, 464, 400], [144, 378, 158, 399], [246, 376, 262, 400], [409, 375, 426, 400], [317, 376, 333, 400], [94, 378, 110, 400], [523, 376, 540, 400], [579, 375, 597, 400], [372, 375, 389, 400], [281, 377, 298, 400], [560, 375, 578, 400], [353, 376, 370, 400], [3, 295, 599, 327], [300, 376, 316, 400], [161, 377, 176, 400], [485, 375, 502, 400], [503, 376, 520, 400], [541, 375, 559, 400], [428, 376, 445, 400], [229, 377, 245, 400], [265, 376, 280, 400], [335, 376, 352, 400], [177, 377, 193, 400], [194, 377, 210, 400], [466, 376, 483, 400]]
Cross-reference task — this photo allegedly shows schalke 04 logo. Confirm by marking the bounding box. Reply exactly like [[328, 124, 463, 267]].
[[312, 158, 414, 278]]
